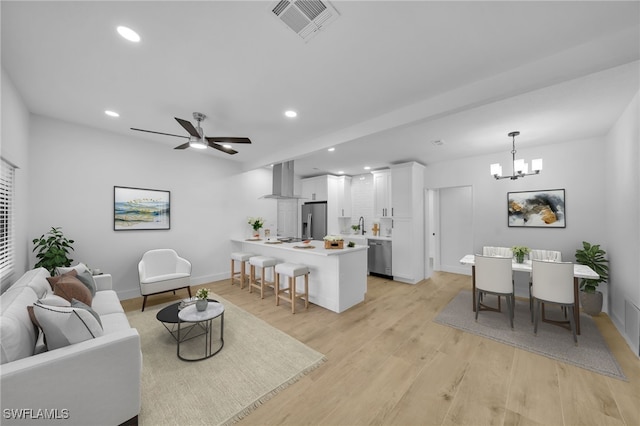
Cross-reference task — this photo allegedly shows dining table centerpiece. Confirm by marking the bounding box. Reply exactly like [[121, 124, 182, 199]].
[[323, 235, 344, 249], [512, 245, 530, 263], [247, 216, 264, 238]]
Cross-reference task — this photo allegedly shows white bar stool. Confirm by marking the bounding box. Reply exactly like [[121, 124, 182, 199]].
[[230, 252, 254, 289], [275, 263, 310, 314], [249, 256, 278, 299]]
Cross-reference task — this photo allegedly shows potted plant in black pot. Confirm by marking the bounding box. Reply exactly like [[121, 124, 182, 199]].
[[32, 226, 75, 275], [575, 241, 609, 315]]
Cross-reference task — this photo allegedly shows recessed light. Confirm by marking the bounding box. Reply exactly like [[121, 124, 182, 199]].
[[364, 166, 371, 170], [117, 26, 140, 42], [328, 147, 335, 152], [284, 110, 297, 118], [104, 110, 120, 117]]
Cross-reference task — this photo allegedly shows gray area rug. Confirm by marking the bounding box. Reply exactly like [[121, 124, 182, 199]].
[[434, 290, 626, 381], [126, 294, 326, 425]]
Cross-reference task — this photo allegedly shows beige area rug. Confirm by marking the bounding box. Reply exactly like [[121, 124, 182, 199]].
[[126, 294, 326, 425], [434, 290, 626, 381]]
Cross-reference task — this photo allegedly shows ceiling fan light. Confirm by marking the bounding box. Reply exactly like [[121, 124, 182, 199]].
[[222, 144, 232, 149], [189, 139, 207, 149]]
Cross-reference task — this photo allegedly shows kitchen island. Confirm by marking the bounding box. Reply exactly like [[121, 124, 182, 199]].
[[231, 239, 368, 313]]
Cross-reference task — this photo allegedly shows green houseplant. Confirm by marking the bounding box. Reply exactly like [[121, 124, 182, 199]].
[[32, 227, 75, 275], [575, 241, 609, 315], [511, 246, 530, 263], [351, 224, 360, 234], [195, 288, 210, 311]]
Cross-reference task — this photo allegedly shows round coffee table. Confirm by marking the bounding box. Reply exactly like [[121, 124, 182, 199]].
[[177, 300, 225, 361]]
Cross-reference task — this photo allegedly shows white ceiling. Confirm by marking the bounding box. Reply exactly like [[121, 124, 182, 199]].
[[2, 1, 639, 178]]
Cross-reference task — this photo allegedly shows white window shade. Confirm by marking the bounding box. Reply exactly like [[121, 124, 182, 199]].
[[0, 158, 16, 280]]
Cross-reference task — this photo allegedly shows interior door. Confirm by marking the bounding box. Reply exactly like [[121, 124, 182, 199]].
[[437, 186, 473, 274]]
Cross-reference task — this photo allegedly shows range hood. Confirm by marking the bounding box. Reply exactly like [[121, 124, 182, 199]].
[[262, 161, 303, 199]]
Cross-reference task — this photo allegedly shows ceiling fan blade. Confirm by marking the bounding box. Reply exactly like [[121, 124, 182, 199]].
[[131, 128, 189, 139], [174, 117, 200, 138], [174, 142, 191, 150], [208, 141, 238, 155], [206, 136, 252, 144]]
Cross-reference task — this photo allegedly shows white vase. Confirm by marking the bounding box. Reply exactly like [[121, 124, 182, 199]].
[[196, 299, 208, 311]]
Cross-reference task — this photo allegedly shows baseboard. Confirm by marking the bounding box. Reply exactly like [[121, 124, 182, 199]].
[[612, 309, 640, 359], [440, 264, 471, 275], [117, 272, 230, 301]]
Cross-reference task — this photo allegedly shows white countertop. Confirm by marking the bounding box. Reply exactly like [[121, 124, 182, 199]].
[[232, 238, 368, 256], [338, 234, 392, 241]]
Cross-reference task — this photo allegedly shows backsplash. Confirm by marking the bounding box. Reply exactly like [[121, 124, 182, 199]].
[[348, 173, 376, 235]]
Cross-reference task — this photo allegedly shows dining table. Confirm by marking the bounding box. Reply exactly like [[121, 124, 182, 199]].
[[459, 254, 599, 335]]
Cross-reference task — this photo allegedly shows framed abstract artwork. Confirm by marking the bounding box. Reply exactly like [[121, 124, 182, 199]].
[[114, 186, 170, 231], [507, 189, 565, 228]]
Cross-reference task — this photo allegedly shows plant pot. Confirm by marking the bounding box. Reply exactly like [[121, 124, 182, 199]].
[[579, 290, 603, 316], [252, 230, 260, 239], [196, 299, 208, 312], [515, 254, 525, 263]]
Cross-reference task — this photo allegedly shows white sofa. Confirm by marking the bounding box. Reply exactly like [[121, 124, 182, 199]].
[[0, 267, 141, 425]]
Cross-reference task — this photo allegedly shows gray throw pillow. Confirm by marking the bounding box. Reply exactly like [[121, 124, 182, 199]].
[[75, 270, 97, 297], [71, 299, 102, 328]]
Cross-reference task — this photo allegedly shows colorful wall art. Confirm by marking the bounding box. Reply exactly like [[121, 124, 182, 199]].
[[507, 189, 565, 228], [114, 186, 170, 230]]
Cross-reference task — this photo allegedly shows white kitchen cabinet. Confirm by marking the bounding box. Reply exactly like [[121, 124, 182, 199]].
[[336, 176, 352, 217], [371, 169, 391, 217], [390, 162, 425, 284], [301, 176, 328, 202]]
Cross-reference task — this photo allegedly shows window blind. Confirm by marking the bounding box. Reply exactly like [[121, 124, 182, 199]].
[[0, 158, 15, 279]]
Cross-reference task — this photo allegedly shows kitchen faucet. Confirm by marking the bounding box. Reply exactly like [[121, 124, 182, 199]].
[[358, 216, 365, 235]]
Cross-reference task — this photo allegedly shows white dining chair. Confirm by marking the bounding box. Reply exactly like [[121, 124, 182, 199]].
[[482, 246, 513, 258], [528, 249, 562, 321], [474, 254, 515, 328], [531, 260, 577, 344]]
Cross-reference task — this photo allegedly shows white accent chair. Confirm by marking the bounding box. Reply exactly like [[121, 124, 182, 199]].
[[531, 260, 577, 344], [528, 249, 562, 320], [138, 249, 192, 311], [474, 254, 515, 328]]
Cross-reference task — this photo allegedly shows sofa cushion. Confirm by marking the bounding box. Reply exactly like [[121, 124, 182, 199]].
[[53, 275, 92, 306], [10, 268, 51, 298], [100, 312, 132, 335], [0, 287, 39, 364], [31, 302, 104, 350], [92, 290, 124, 316]]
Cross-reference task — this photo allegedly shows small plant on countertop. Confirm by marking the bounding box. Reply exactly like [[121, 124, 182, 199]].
[[247, 217, 264, 231], [323, 235, 344, 241], [511, 246, 530, 263], [347, 241, 356, 248], [351, 224, 360, 232]]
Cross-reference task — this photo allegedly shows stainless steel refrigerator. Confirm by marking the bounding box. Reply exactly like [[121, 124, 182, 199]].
[[301, 202, 327, 240]]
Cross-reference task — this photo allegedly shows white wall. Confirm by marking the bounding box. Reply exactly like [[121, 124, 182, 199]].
[[605, 91, 640, 354], [27, 115, 276, 299], [1, 69, 31, 291]]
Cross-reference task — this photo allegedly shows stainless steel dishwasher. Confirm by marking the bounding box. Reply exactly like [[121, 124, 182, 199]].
[[368, 239, 392, 278]]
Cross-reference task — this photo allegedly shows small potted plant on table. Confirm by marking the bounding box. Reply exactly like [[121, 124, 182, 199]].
[[195, 288, 210, 311], [323, 235, 344, 249], [247, 217, 264, 239]]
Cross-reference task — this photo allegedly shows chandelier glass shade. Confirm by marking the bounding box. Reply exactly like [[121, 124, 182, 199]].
[[490, 131, 542, 180]]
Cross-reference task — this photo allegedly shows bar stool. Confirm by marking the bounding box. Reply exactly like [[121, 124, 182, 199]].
[[230, 252, 254, 289], [249, 256, 278, 299], [275, 263, 310, 314]]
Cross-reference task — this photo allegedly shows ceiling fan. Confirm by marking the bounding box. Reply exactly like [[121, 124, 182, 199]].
[[130, 112, 251, 155]]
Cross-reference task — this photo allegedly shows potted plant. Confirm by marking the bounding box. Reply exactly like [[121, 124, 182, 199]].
[[512, 246, 530, 263], [323, 235, 344, 249], [351, 224, 360, 234], [195, 288, 210, 311], [247, 216, 264, 238], [575, 241, 609, 315], [32, 227, 75, 275]]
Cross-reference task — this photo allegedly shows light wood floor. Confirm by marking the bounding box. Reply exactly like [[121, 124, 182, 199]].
[[122, 272, 640, 425]]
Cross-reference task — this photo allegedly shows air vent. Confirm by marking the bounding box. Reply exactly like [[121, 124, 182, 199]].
[[271, 0, 339, 42]]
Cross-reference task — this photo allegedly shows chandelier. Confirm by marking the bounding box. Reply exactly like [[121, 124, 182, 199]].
[[490, 131, 542, 180]]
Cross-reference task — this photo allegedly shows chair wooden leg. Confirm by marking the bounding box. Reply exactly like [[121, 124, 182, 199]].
[[260, 267, 266, 299], [141, 295, 148, 312], [275, 272, 280, 306], [304, 273, 309, 310], [534, 299, 540, 335], [230, 259, 235, 285], [240, 261, 246, 289], [506, 295, 514, 329], [475, 290, 481, 321], [249, 265, 255, 294], [568, 305, 578, 345], [187, 287, 192, 298]]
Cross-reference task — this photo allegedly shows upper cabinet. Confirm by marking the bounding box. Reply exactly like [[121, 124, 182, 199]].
[[301, 176, 329, 202], [391, 162, 424, 218], [371, 169, 391, 217]]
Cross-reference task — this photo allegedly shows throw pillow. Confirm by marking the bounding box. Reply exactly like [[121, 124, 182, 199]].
[[53, 275, 92, 306], [71, 299, 102, 328], [75, 270, 97, 297], [38, 294, 72, 307], [46, 269, 78, 290], [56, 262, 89, 276], [31, 302, 104, 350]]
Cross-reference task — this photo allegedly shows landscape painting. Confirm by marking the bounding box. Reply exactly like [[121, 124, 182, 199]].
[[507, 189, 565, 228], [114, 186, 170, 230]]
